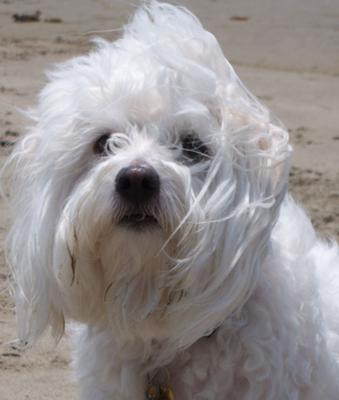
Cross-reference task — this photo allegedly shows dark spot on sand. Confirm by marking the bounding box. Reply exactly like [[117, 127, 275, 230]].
[[230, 16, 249, 22]]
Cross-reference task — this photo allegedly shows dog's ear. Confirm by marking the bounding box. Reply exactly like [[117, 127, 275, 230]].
[[156, 114, 291, 354], [2, 124, 65, 346]]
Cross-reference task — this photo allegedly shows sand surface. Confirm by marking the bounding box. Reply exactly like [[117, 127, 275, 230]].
[[0, 0, 338, 398]]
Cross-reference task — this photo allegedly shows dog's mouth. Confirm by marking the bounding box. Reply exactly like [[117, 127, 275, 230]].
[[119, 213, 159, 230]]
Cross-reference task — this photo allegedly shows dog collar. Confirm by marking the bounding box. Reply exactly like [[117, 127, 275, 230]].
[[145, 383, 174, 400]]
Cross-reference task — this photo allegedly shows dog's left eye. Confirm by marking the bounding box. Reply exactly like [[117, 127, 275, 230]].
[[93, 134, 110, 155], [181, 133, 210, 164]]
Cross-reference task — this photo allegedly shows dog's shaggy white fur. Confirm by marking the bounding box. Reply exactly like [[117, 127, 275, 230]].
[[4, 2, 339, 399]]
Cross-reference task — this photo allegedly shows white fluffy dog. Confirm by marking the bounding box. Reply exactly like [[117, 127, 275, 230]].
[[4, 2, 339, 399]]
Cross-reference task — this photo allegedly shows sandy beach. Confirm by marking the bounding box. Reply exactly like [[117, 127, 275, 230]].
[[0, 0, 338, 398]]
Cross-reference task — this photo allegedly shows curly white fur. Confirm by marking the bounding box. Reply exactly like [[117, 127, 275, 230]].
[[3, 2, 339, 399]]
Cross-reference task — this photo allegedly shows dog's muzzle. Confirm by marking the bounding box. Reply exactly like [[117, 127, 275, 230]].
[[115, 163, 160, 229]]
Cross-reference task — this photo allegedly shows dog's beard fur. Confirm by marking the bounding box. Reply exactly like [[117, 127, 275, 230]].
[[4, 1, 290, 369]]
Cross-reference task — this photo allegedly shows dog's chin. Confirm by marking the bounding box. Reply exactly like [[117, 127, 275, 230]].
[[118, 213, 160, 231]]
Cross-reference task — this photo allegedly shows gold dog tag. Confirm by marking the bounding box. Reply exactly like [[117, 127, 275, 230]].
[[159, 384, 174, 400], [145, 384, 174, 400]]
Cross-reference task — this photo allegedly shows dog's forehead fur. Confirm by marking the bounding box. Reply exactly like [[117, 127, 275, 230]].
[[41, 5, 221, 132], [39, 2, 282, 151]]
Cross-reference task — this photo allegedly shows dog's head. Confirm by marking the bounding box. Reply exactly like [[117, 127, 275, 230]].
[[4, 2, 290, 354]]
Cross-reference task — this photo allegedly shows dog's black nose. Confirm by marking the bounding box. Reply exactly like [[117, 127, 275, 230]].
[[115, 164, 160, 204]]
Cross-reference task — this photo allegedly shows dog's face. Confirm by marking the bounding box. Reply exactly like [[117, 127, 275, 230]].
[[50, 46, 230, 343], [5, 3, 290, 353]]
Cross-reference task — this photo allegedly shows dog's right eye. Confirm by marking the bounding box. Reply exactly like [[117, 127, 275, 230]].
[[93, 134, 110, 155]]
